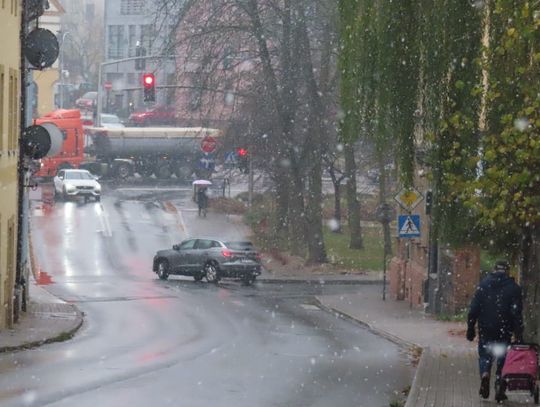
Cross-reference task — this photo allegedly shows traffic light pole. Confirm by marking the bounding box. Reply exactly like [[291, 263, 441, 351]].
[[96, 55, 181, 127], [97, 57, 141, 127], [248, 154, 254, 208]]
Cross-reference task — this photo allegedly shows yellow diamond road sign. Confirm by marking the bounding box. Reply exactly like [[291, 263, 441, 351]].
[[394, 187, 424, 211]]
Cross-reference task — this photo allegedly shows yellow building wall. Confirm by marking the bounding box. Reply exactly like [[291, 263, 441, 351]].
[[0, 2, 21, 329], [35, 69, 59, 117]]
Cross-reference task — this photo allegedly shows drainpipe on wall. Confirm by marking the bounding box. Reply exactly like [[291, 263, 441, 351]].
[[15, 0, 30, 323]]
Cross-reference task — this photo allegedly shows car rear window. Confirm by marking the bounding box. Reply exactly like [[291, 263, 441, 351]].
[[65, 171, 93, 180], [225, 241, 255, 250]]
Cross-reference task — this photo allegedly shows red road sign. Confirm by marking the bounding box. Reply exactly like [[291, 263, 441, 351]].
[[201, 136, 217, 153], [104, 81, 113, 90]]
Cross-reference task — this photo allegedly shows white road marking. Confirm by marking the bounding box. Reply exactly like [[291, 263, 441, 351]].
[[98, 203, 113, 237], [177, 208, 189, 236], [115, 188, 192, 192], [300, 304, 320, 311]]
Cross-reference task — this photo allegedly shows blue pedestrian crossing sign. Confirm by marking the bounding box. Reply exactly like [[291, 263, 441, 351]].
[[398, 215, 421, 238], [224, 151, 237, 168]]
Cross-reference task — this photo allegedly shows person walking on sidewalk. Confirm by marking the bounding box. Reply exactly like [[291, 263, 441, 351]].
[[197, 187, 209, 217], [466, 260, 524, 401]]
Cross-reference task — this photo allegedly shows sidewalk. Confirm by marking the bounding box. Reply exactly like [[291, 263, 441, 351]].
[[317, 289, 534, 406], [0, 278, 83, 353]]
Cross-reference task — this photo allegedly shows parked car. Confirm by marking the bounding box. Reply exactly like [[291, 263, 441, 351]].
[[99, 114, 125, 129], [53, 169, 101, 202], [128, 105, 177, 126], [81, 113, 94, 127], [75, 91, 97, 110], [153, 238, 262, 284]]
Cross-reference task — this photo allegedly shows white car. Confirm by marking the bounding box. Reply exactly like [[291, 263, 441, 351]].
[[53, 169, 101, 202], [100, 114, 125, 129]]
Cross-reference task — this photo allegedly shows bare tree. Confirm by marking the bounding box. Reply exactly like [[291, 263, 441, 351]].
[[153, 0, 338, 263]]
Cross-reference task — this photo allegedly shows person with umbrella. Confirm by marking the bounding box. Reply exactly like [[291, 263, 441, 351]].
[[193, 180, 211, 217]]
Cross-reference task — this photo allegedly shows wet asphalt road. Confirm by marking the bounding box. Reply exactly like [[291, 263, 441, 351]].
[[0, 182, 411, 407]]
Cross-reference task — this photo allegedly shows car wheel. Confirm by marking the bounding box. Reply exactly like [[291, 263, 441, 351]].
[[157, 260, 169, 280], [204, 262, 220, 284], [62, 188, 68, 201], [116, 163, 131, 179], [95, 195, 101, 202], [139, 165, 154, 178], [242, 275, 256, 286], [174, 164, 192, 181], [193, 273, 204, 282], [84, 196, 89, 203], [156, 162, 172, 179]]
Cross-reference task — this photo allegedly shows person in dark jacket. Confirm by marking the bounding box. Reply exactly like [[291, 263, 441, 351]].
[[196, 187, 208, 217], [467, 260, 524, 400]]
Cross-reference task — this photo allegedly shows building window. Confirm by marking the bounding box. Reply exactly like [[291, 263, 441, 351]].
[[108, 25, 125, 59], [128, 25, 137, 57], [140, 25, 153, 56], [85, 3, 95, 18], [189, 74, 203, 111], [121, 0, 143, 15], [8, 70, 17, 151], [0, 66, 4, 151]]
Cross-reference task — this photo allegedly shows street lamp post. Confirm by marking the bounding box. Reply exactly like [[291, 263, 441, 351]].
[[59, 31, 71, 109]]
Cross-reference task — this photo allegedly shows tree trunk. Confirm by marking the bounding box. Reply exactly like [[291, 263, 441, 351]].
[[377, 146, 392, 256], [296, 0, 327, 264], [304, 157, 326, 264], [288, 164, 307, 256], [328, 166, 343, 233], [333, 182, 342, 233], [344, 142, 363, 249], [274, 168, 290, 238], [520, 226, 540, 343]]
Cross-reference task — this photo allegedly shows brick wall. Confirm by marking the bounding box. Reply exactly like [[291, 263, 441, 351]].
[[389, 240, 480, 313], [388, 237, 429, 307], [450, 246, 481, 313]]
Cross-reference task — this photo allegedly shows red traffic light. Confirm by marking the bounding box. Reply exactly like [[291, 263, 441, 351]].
[[237, 148, 248, 157], [143, 73, 155, 88]]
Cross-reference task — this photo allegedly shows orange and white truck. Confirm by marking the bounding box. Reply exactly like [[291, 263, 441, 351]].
[[33, 109, 222, 180]]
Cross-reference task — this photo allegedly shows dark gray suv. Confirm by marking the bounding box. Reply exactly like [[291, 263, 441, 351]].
[[153, 239, 262, 285]]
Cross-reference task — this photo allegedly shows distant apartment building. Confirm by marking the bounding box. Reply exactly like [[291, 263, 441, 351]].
[[104, 0, 175, 114], [173, 2, 255, 129], [0, 1, 21, 329]]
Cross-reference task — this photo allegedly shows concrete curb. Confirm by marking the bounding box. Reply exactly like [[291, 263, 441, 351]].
[[0, 304, 84, 353], [403, 348, 430, 407], [313, 297, 417, 350], [314, 297, 427, 407], [258, 278, 383, 285]]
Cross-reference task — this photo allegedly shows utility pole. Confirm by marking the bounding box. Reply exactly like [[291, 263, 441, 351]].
[[59, 31, 71, 109], [96, 54, 180, 127], [248, 153, 254, 208]]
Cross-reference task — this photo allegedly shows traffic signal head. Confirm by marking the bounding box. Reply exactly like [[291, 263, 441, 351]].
[[425, 190, 433, 215], [143, 73, 155, 102], [237, 148, 248, 157]]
